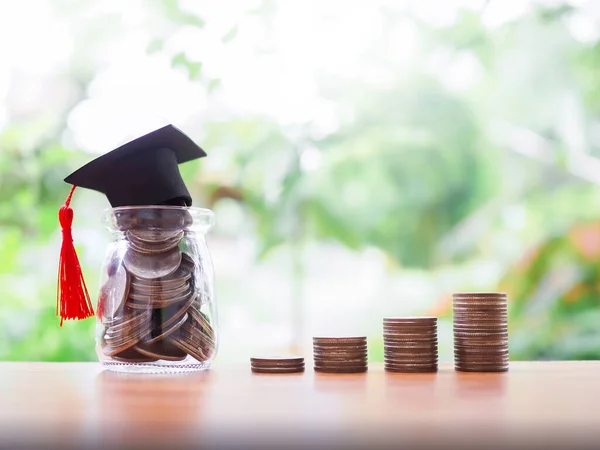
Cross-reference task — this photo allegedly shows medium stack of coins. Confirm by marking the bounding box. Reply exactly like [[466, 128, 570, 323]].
[[99, 225, 216, 364], [383, 317, 438, 372], [250, 357, 305, 374], [313, 337, 368, 373], [453, 292, 509, 372]]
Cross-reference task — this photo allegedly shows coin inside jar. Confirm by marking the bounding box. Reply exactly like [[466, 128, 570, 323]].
[[131, 256, 194, 287], [181, 317, 216, 349], [123, 246, 182, 279], [188, 306, 215, 340], [148, 293, 198, 330], [126, 229, 185, 244], [98, 263, 130, 320], [144, 312, 189, 344], [134, 341, 187, 361], [128, 287, 194, 310], [129, 281, 190, 301], [114, 208, 192, 231], [127, 237, 182, 255]]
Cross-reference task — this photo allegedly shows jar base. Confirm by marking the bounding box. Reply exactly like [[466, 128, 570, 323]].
[[102, 360, 213, 374]]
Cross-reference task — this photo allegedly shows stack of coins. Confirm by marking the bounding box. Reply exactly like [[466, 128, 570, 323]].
[[250, 357, 305, 374], [99, 223, 216, 364], [383, 317, 438, 373], [312, 337, 368, 373], [453, 292, 509, 372]]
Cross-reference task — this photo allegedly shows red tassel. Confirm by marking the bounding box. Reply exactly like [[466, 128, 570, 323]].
[[57, 186, 94, 326]]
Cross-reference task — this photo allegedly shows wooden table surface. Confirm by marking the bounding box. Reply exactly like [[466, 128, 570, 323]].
[[0, 361, 598, 450]]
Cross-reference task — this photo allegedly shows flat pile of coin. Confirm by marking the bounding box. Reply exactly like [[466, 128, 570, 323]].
[[383, 317, 438, 373], [250, 357, 305, 373], [453, 292, 509, 372], [114, 208, 193, 231], [313, 337, 368, 373], [99, 225, 216, 364]]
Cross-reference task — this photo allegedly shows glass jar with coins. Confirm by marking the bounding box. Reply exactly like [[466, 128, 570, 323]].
[[96, 206, 217, 373]]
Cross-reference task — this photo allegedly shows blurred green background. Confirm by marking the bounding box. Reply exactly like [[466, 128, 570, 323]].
[[1, 0, 600, 363]]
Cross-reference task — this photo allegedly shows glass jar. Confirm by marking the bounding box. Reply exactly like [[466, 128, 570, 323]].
[[96, 206, 217, 373]]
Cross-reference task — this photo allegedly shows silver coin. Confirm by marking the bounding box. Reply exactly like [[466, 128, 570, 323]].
[[131, 259, 193, 287], [313, 358, 368, 366], [170, 335, 209, 362], [383, 330, 437, 336], [144, 312, 189, 344], [452, 316, 507, 323], [128, 238, 182, 256], [151, 294, 198, 331], [251, 366, 305, 374], [132, 275, 190, 290], [314, 362, 369, 371], [99, 264, 130, 321], [452, 303, 507, 309], [127, 229, 184, 243], [128, 287, 194, 310], [314, 366, 368, 374], [105, 321, 150, 346], [384, 350, 438, 357], [123, 247, 182, 279], [187, 306, 216, 340], [455, 347, 509, 353], [181, 317, 216, 348], [172, 319, 216, 360], [452, 293, 507, 298], [384, 337, 437, 344], [129, 282, 190, 301], [313, 337, 367, 344], [455, 361, 509, 369], [250, 356, 304, 365], [134, 341, 187, 361], [115, 208, 192, 230], [313, 350, 368, 359], [181, 252, 195, 266], [385, 366, 437, 373], [383, 317, 437, 324], [106, 310, 151, 331]]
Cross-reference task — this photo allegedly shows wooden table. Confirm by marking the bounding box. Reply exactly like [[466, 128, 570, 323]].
[[0, 362, 598, 450]]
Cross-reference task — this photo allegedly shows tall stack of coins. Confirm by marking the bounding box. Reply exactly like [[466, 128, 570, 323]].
[[250, 357, 305, 374], [383, 317, 438, 373], [453, 292, 509, 372], [99, 222, 216, 365], [313, 337, 368, 373]]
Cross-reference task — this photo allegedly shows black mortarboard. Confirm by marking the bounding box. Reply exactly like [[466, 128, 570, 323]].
[[56, 124, 206, 325], [64, 124, 206, 207]]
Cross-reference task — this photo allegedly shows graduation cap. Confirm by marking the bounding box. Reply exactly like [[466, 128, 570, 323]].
[[57, 124, 207, 325]]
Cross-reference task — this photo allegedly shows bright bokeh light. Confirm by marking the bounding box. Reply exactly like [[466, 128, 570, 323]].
[[0, 1, 460, 140], [1, 0, 595, 151]]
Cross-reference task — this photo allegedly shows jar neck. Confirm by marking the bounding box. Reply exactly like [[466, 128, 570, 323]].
[[103, 206, 215, 235]]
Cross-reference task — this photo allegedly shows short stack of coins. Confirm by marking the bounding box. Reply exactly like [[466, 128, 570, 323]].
[[383, 317, 438, 373], [99, 221, 216, 364], [453, 292, 509, 372], [313, 337, 368, 373], [250, 357, 305, 374]]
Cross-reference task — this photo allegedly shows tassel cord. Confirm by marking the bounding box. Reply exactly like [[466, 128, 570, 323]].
[[57, 186, 94, 326]]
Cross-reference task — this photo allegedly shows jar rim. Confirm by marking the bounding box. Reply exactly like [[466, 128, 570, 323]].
[[103, 205, 215, 233], [105, 205, 214, 215]]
